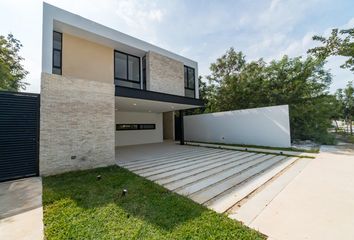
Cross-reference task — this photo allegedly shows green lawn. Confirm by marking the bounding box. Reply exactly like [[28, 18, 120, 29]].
[[43, 166, 265, 240]]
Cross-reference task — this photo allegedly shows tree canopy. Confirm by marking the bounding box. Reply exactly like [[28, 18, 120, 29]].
[[308, 27, 354, 73], [0, 34, 28, 91], [336, 81, 354, 135]]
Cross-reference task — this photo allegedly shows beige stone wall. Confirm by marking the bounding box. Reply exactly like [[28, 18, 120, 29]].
[[147, 51, 184, 96], [40, 73, 115, 176], [163, 111, 175, 140], [62, 33, 114, 84]]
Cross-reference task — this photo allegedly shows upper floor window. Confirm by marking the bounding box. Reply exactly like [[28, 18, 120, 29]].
[[52, 31, 62, 75], [114, 51, 141, 89], [142, 56, 147, 90], [184, 66, 195, 98]]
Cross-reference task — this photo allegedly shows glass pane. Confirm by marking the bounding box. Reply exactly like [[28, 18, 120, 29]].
[[188, 67, 195, 89], [185, 88, 195, 98], [52, 67, 61, 75], [128, 56, 140, 82], [115, 52, 127, 79], [115, 79, 141, 89], [53, 32, 62, 50], [142, 56, 146, 89], [116, 124, 139, 130], [53, 50, 61, 67], [184, 67, 188, 87], [140, 124, 155, 130]]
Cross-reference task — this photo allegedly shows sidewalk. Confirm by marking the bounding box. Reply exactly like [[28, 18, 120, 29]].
[[0, 177, 43, 240], [247, 144, 354, 240]]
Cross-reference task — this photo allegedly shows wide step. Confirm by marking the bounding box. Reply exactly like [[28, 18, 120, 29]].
[[188, 155, 288, 204], [206, 157, 299, 213], [153, 152, 253, 183]]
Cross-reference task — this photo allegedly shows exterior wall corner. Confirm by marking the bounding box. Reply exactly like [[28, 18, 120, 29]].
[[39, 73, 115, 175]]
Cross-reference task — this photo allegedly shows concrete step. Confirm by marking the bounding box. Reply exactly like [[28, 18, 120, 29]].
[[153, 152, 254, 183], [188, 155, 287, 204], [120, 147, 222, 168], [206, 157, 299, 213], [162, 153, 266, 190], [118, 148, 198, 165], [136, 150, 237, 176], [124, 148, 222, 171], [228, 157, 311, 224], [118, 147, 212, 167], [174, 155, 282, 197]]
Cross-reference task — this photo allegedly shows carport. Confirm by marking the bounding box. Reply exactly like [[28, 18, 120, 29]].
[[114, 86, 203, 148]]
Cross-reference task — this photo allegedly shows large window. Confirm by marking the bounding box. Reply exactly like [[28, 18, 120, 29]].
[[184, 66, 195, 98], [142, 56, 147, 90], [52, 31, 62, 75], [114, 51, 141, 89], [116, 124, 156, 131]]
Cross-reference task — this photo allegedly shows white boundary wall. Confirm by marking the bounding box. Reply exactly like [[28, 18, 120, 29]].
[[184, 105, 291, 148]]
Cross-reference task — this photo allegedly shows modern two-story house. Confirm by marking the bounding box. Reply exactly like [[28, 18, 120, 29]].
[[40, 3, 203, 175]]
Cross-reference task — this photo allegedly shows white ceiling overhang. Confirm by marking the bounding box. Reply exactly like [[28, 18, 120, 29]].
[[115, 96, 201, 113]]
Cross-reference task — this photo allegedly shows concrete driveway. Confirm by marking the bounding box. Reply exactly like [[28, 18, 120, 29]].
[[240, 144, 354, 240], [117, 142, 301, 213], [0, 177, 43, 240]]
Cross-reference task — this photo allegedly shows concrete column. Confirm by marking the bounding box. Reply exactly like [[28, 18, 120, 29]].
[[179, 110, 184, 145]]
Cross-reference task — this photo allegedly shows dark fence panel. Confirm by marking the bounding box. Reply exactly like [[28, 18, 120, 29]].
[[0, 91, 40, 182]]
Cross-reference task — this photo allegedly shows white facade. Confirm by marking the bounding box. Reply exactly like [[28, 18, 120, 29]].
[[115, 111, 163, 146], [184, 105, 291, 148], [42, 3, 199, 98]]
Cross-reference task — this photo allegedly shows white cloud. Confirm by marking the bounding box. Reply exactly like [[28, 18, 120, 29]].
[[111, 0, 165, 44], [281, 32, 316, 57], [269, 0, 282, 11], [0, 0, 352, 93]]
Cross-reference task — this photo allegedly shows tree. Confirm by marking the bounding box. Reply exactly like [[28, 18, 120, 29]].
[[336, 81, 354, 135], [207, 47, 246, 83], [202, 48, 337, 144], [308, 27, 354, 73], [0, 34, 28, 91]]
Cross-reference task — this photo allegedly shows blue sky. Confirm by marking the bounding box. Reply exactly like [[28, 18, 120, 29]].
[[0, 0, 353, 93]]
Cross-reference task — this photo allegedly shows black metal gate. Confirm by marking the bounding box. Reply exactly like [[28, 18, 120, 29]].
[[0, 91, 40, 182]]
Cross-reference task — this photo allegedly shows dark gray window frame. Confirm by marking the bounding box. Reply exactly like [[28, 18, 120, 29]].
[[184, 65, 195, 98], [52, 31, 62, 75], [116, 123, 156, 131], [114, 50, 141, 87], [142, 55, 147, 90]]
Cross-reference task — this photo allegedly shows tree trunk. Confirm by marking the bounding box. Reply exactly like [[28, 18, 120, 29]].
[[350, 116, 353, 136], [334, 120, 339, 133]]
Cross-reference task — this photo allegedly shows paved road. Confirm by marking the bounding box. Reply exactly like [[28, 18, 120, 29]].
[[248, 143, 354, 240]]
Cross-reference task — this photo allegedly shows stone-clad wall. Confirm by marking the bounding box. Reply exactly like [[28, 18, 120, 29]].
[[147, 51, 184, 96], [40, 73, 115, 175]]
